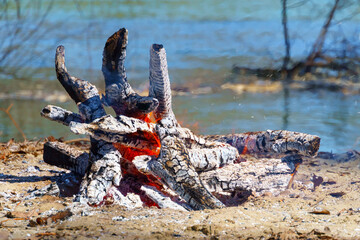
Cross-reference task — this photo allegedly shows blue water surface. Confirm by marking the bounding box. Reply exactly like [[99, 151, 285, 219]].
[[0, 0, 359, 153]]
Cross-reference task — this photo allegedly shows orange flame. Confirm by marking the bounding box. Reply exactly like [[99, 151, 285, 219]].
[[110, 113, 164, 207]]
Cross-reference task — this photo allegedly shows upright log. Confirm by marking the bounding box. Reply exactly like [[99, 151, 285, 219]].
[[54, 45, 124, 206], [149, 44, 177, 126], [102, 28, 159, 119]]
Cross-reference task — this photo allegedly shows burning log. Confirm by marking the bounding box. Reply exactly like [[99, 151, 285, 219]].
[[41, 28, 320, 210], [205, 130, 320, 157]]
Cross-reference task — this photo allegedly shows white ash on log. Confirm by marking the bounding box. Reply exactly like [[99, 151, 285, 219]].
[[41, 28, 320, 210], [205, 131, 320, 157], [199, 154, 303, 197]]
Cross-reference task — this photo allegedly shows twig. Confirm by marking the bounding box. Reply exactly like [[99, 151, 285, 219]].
[[0, 103, 27, 141], [281, 0, 291, 72], [1, 217, 28, 225], [35, 209, 72, 225], [64, 138, 90, 144], [36, 232, 57, 237], [305, 0, 340, 69], [286, 163, 300, 189]]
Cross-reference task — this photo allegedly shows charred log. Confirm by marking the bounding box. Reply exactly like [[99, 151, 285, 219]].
[[101, 28, 159, 119], [43, 141, 89, 175], [205, 130, 320, 157]]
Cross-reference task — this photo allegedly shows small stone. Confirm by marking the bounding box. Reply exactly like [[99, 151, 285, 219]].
[[5, 211, 15, 218], [25, 166, 40, 173], [112, 216, 127, 221], [310, 207, 330, 215], [261, 192, 272, 197], [9, 144, 20, 152], [29, 220, 38, 227]]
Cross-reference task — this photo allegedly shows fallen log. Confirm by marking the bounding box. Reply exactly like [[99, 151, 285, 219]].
[[43, 141, 89, 175], [205, 130, 320, 157], [41, 27, 320, 210]]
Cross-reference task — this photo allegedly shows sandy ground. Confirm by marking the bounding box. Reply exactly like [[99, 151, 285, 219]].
[[0, 140, 360, 239]]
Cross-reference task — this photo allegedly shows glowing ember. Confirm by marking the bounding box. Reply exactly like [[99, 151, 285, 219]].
[[112, 113, 163, 207]]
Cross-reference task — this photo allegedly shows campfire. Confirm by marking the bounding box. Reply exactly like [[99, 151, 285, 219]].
[[41, 28, 320, 210]]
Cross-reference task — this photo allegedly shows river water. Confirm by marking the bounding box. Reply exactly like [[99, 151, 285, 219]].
[[0, 1, 359, 153]]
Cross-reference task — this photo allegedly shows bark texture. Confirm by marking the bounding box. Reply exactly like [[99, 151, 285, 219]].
[[200, 155, 302, 196], [205, 130, 320, 157]]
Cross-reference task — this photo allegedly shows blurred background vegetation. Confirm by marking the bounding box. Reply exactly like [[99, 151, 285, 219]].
[[0, 0, 359, 152]]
